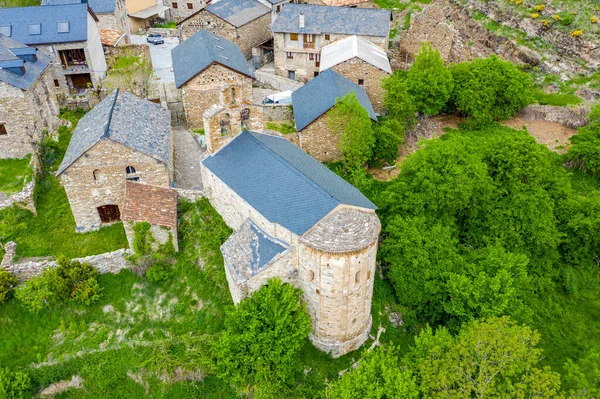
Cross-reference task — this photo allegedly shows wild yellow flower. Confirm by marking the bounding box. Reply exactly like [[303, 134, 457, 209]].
[[515, 0, 522, 4], [571, 30, 583, 38], [591, 16, 599, 23], [542, 19, 551, 29], [531, 13, 540, 19], [553, 14, 560, 20], [534, 4, 545, 11]]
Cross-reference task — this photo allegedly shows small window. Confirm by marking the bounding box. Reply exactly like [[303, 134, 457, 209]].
[[172, 2, 178, 7], [125, 166, 139, 181], [230, 87, 236, 105], [358, 79, 364, 85], [93, 169, 107, 184], [57, 21, 69, 33], [286, 51, 294, 59], [276, 4, 281, 12], [324, 34, 330, 40], [29, 23, 41, 35], [0, 124, 7, 136], [187, 2, 193, 8], [316, 288, 320, 294], [0, 25, 11, 37], [313, 71, 319, 77], [125, 166, 136, 174], [367, 270, 371, 279], [308, 270, 314, 282], [290, 33, 298, 41], [54, 79, 60, 87], [355, 271, 360, 283], [309, 53, 314, 60]]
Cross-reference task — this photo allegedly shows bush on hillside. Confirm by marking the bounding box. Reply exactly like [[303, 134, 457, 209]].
[[0, 268, 18, 304]]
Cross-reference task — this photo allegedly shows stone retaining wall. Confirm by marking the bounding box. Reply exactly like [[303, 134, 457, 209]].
[[1, 242, 132, 281], [176, 188, 204, 202], [147, 28, 180, 38], [254, 69, 303, 92], [0, 180, 35, 214], [263, 104, 294, 123], [518, 105, 590, 129]]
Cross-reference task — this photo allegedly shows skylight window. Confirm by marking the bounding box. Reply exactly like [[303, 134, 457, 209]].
[[28, 24, 41, 35], [0, 25, 11, 37], [57, 22, 69, 33]]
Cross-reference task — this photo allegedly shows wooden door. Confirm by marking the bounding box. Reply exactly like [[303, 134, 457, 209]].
[[71, 73, 92, 90], [97, 205, 120, 223]]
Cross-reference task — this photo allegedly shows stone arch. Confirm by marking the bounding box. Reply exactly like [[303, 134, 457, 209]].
[[93, 169, 106, 184]]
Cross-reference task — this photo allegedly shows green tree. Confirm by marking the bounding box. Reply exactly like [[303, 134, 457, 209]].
[[565, 105, 600, 176], [406, 42, 454, 116], [213, 278, 311, 392], [371, 119, 405, 166], [450, 55, 534, 126], [327, 92, 376, 171], [52, 256, 101, 304], [0, 268, 18, 304], [326, 347, 419, 399], [382, 72, 417, 129], [413, 317, 563, 398], [0, 367, 32, 399]]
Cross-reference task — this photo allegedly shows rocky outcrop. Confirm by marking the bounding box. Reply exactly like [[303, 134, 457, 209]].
[[517, 105, 590, 129]]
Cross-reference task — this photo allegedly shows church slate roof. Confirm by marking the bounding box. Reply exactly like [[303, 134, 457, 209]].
[[221, 218, 288, 282], [172, 30, 253, 89], [292, 69, 377, 131], [271, 4, 391, 37], [0, 3, 90, 45], [202, 131, 376, 236], [0, 35, 52, 91], [57, 89, 171, 175]]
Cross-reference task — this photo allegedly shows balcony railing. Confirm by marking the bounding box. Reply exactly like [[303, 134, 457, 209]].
[[303, 42, 315, 49]]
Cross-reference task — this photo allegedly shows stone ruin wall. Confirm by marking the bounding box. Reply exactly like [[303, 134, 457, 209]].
[[179, 10, 237, 42]]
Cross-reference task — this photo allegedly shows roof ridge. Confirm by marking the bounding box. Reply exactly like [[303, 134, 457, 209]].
[[102, 88, 120, 139], [245, 132, 340, 205]]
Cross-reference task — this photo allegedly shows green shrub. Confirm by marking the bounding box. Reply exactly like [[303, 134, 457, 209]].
[[371, 119, 405, 166], [131, 221, 153, 256], [0, 269, 18, 304], [0, 367, 32, 399], [450, 55, 534, 126], [565, 105, 600, 176], [15, 273, 54, 312]]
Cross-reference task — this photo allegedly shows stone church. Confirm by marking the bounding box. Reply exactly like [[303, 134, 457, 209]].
[[201, 129, 381, 357]]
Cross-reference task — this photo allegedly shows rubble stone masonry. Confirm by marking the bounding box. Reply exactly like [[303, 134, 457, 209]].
[[297, 113, 342, 163], [331, 58, 387, 114], [0, 68, 59, 159], [60, 140, 171, 232]]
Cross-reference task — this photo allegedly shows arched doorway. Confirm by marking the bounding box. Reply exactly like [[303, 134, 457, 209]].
[[97, 205, 121, 223]]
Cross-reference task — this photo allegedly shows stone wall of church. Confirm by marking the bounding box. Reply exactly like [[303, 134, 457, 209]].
[[60, 140, 171, 232]]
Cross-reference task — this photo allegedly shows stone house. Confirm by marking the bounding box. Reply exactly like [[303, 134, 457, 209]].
[[126, 0, 169, 33], [0, 35, 59, 159], [122, 181, 179, 251], [271, 4, 391, 81], [319, 35, 391, 113], [305, 0, 374, 7], [177, 0, 271, 59], [0, 3, 108, 94], [167, 0, 204, 20], [42, 0, 131, 44], [291, 69, 377, 162], [202, 130, 381, 357], [172, 30, 257, 131], [57, 89, 173, 232]]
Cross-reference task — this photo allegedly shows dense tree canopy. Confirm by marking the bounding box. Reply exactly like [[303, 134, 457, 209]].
[[565, 105, 600, 176], [213, 278, 311, 393], [327, 92, 375, 171], [378, 126, 599, 326], [406, 43, 454, 116], [449, 55, 534, 125]]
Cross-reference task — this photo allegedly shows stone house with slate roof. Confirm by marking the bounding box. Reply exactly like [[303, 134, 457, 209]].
[[291, 69, 377, 162], [177, 0, 272, 59], [0, 35, 60, 159], [202, 130, 381, 357], [172, 30, 263, 139], [271, 4, 391, 81], [0, 3, 108, 94], [319, 35, 391, 113], [42, 0, 131, 44], [57, 89, 173, 232]]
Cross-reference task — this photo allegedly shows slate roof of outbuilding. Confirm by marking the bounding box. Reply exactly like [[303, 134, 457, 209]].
[[122, 182, 178, 229], [0, 3, 90, 45], [292, 69, 376, 131], [319, 35, 392, 74], [206, 0, 270, 27], [42, 0, 115, 14], [172, 30, 253, 88], [202, 131, 376, 236], [0, 35, 52, 91], [271, 4, 391, 37], [57, 89, 172, 175], [221, 218, 288, 283]]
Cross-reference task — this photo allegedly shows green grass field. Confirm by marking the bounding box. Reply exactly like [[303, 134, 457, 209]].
[[0, 155, 33, 195]]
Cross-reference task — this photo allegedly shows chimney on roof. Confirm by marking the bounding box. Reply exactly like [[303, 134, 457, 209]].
[[299, 13, 305, 28]]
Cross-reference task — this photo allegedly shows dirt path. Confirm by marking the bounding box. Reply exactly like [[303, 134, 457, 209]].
[[369, 115, 578, 181]]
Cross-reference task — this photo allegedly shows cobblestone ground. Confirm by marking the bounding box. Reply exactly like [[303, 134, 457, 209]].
[[173, 127, 204, 191]]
